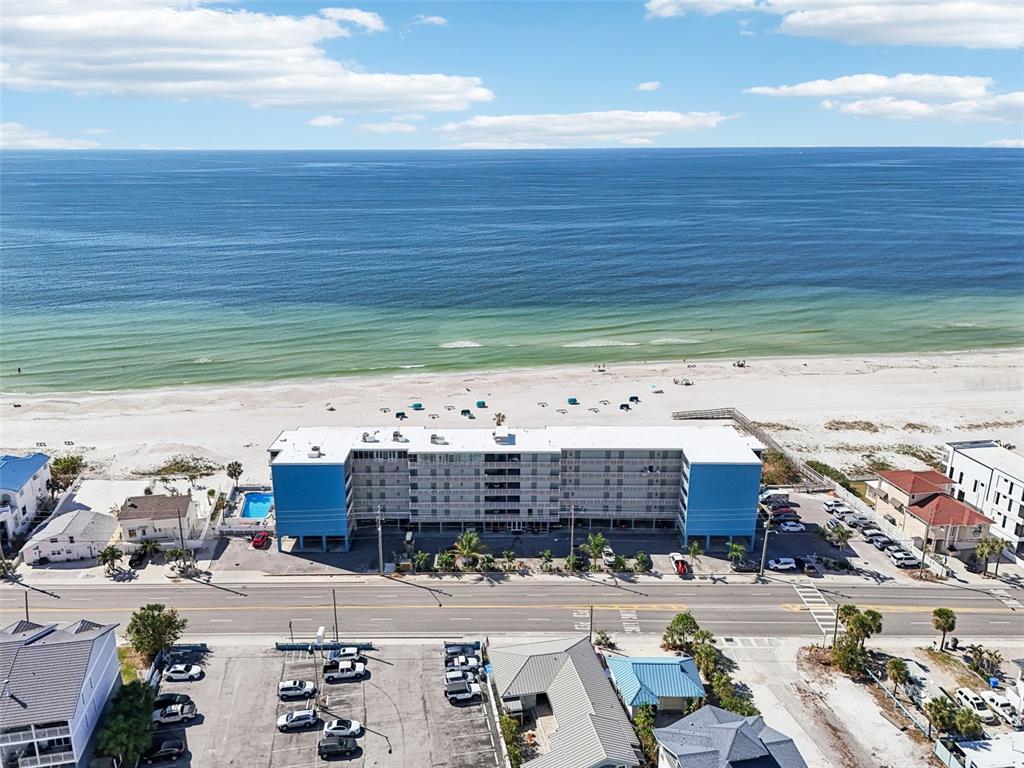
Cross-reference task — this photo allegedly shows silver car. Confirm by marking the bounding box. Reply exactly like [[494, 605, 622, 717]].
[[277, 708, 318, 732]]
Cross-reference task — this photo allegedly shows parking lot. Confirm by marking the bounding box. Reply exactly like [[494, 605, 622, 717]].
[[151, 643, 500, 768]]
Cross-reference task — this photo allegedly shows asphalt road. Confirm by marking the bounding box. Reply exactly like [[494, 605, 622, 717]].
[[4, 576, 1022, 640]]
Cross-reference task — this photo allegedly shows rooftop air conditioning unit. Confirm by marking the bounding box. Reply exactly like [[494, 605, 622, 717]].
[[308, 445, 322, 458]]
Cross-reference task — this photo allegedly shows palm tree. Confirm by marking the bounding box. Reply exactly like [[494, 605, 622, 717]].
[[493, 412, 506, 427], [924, 696, 956, 738], [539, 549, 553, 572], [611, 554, 627, 571], [226, 461, 243, 489], [502, 550, 516, 571], [931, 607, 956, 651], [965, 643, 985, 671], [436, 551, 456, 572], [974, 536, 1001, 577], [693, 642, 719, 680], [164, 546, 187, 570], [412, 550, 431, 572], [480, 553, 496, 571], [954, 707, 984, 739], [138, 539, 161, 558], [726, 542, 746, 566], [452, 531, 486, 567], [581, 532, 608, 569], [983, 648, 1004, 675], [831, 524, 854, 550], [693, 628, 715, 645], [885, 658, 909, 697], [97, 545, 123, 575], [0, 559, 16, 581], [688, 540, 703, 563]]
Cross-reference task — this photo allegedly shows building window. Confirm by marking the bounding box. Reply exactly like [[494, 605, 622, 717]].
[[128, 529, 137, 538]]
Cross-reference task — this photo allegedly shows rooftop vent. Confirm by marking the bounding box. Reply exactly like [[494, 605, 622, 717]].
[[393, 430, 409, 443], [362, 432, 379, 443], [430, 433, 448, 445], [308, 445, 322, 459]]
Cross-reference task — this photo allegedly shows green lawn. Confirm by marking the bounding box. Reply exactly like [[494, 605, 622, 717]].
[[117, 646, 139, 684]]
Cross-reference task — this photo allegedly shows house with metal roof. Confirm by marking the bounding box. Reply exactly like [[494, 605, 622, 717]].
[[0, 618, 119, 768], [606, 656, 705, 717], [654, 705, 808, 768], [0, 452, 51, 552], [489, 637, 643, 768], [116, 493, 198, 544], [22, 509, 118, 565]]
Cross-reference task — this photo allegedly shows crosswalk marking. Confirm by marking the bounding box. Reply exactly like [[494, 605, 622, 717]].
[[619, 609, 641, 633], [792, 583, 840, 637], [988, 588, 1023, 611]]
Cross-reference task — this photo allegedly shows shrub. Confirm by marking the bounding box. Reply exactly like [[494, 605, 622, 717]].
[[761, 450, 802, 485], [499, 714, 523, 768]]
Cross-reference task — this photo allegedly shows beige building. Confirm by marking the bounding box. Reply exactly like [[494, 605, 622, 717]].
[[116, 494, 197, 544], [872, 470, 991, 558]]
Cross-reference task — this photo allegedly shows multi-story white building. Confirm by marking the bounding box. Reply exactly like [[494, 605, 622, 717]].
[[268, 425, 763, 552], [945, 440, 1024, 561], [0, 619, 119, 768], [0, 453, 51, 554]]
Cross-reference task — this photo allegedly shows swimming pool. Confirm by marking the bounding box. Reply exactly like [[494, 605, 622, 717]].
[[240, 492, 273, 519]]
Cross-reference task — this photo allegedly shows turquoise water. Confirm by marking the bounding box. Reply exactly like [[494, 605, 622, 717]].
[[240, 492, 273, 519], [1, 148, 1021, 393]]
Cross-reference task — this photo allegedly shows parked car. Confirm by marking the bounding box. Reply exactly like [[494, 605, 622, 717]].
[[446, 655, 481, 672], [730, 559, 758, 573], [153, 693, 192, 710], [980, 690, 1023, 728], [668, 552, 689, 576], [846, 516, 871, 529], [872, 537, 895, 551], [445, 670, 477, 685], [832, 508, 856, 521], [444, 644, 474, 658], [323, 718, 363, 737], [327, 646, 364, 663], [140, 739, 186, 765], [446, 680, 484, 704], [767, 558, 797, 571], [956, 688, 997, 723], [602, 546, 616, 567], [151, 702, 197, 725], [324, 660, 367, 683], [162, 664, 202, 682], [822, 499, 844, 512], [318, 735, 358, 758], [251, 531, 271, 549], [778, 521, 806, 533], [888, 550, 921, 568], [826, 518, 844, 531], [861, 528, 886, 541], [278, 680, 317, 700], [277, 708, 318, 732]]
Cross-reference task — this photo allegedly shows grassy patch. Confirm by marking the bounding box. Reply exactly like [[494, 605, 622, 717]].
[[894, 444, 945, 471], [753, 421, 798, 432], [117, 646, 141, 684], [902, 422, 934, 433], [144, 454, 221, 477], [825, 420, 881, 433], [963, 418, 1024, 430], [761, 450, 803, 485], [807, 460, 864, 498], [923, 648, 979, 690]]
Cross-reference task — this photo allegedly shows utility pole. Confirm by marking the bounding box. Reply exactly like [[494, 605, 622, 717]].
[[24, 592, 29, 621], [588, 604, 593, 643], [758, 519, 771, 576], [332, 588, 339, 643], [569, 504, 576, 572], [289, 620, 294, 643], [831, 603, 840, 649], [376, 505, 384, 576]]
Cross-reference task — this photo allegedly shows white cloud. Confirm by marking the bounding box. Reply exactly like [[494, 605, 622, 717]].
[[822, 92, 1024, 121], [308, 115, 346, 127], [393, 113, 426, 122], [1, 1, 493, 113], [321, 7, 387, 33], [410, 14, 449, 27], [746, 73, 993, 100], [0, 122, 100, 149], [83, 128, 113, 135], [645, 1, 1024, 49], [986, 138, 1024, 148], [358, 121, 417, 133], [748, 72, 1022, 122], [634, 81, 663, 92], [438, 110, 730, 148]]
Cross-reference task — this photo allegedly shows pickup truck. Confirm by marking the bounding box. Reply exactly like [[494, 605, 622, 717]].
[[445, 655, 481, 672], [323, 660, 367, 683], [151, 702, 197, 725]]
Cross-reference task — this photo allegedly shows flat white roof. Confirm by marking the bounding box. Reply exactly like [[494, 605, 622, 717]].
[[957, 732, 1024, 768], [949, 441, 1024, 479], [269, 425, 762, 466]]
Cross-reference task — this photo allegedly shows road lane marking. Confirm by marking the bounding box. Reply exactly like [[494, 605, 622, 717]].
[[528, 618, 550, 621], [209, 619, 233, 623], [369, 617, 392, 621]]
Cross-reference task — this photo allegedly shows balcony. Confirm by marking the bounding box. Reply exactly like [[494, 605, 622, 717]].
[[19, 749, 75, 768], [0, 726, 71, 747]]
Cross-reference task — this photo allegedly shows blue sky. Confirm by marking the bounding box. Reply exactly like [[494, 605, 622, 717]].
[[1, 1, 1022, 149]]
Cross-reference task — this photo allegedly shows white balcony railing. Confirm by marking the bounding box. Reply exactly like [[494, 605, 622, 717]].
[[19, 749, 76, 768], [0, 725, 71, 746]]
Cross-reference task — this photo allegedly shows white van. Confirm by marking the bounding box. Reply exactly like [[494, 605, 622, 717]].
[[955, 688, 997, 723]]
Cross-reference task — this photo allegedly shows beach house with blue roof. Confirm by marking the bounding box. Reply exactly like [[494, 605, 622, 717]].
[[606, 656, 705, 717], [0, 452, 51, 552]]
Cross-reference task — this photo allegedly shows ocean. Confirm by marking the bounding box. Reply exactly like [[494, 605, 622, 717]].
[[1, 148, 1022, 393]]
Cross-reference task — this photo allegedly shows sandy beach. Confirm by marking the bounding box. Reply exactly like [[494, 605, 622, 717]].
[[2, 349, 1021, 484]]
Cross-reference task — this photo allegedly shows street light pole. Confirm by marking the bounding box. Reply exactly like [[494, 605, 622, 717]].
[[758, 520, 771, 576], [569, 504, 576, 572], [376, 504, 384, 576], [332, 588, 339, 643]]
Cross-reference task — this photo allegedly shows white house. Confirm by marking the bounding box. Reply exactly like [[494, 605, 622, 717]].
[[0, 618, 120, 768], [945, 440, 1024, 562], [22, 510, 118, 565], [0, 453, 51, 552], [116, 493, 197, 544]]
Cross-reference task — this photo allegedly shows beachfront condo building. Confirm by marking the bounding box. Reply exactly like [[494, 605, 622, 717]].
[[945, 440, 1024, 563], [267, 425, 763, 552]]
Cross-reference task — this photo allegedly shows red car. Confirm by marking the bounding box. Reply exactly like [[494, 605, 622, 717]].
[[251, 531, 272, 549]]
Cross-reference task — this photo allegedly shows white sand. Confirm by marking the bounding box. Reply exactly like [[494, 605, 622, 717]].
[[2, 349, 1021, 483]]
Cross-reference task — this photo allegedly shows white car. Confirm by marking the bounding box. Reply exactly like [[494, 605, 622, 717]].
[[823, 499, 844, 512], [888, 550, 921, 568], [445, 670, 476, 685], [324, 661, 366, 683], [446, 655, 481, 672], [327, 647, 363, 663], [277, 709, 318, 732], [981, 691, 1022, 727], [602, 546, 616, 567], [151, 703, 197, 725], [861, 528, 885, 540], [767, 558, 797, 571], [956, 688, 997, 723], [446, 681, 483, 704], [162, 664, 202, 682], [778, 522, 805, 533], [323, 718, 363, 737], [278, 680, 317, 700]]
